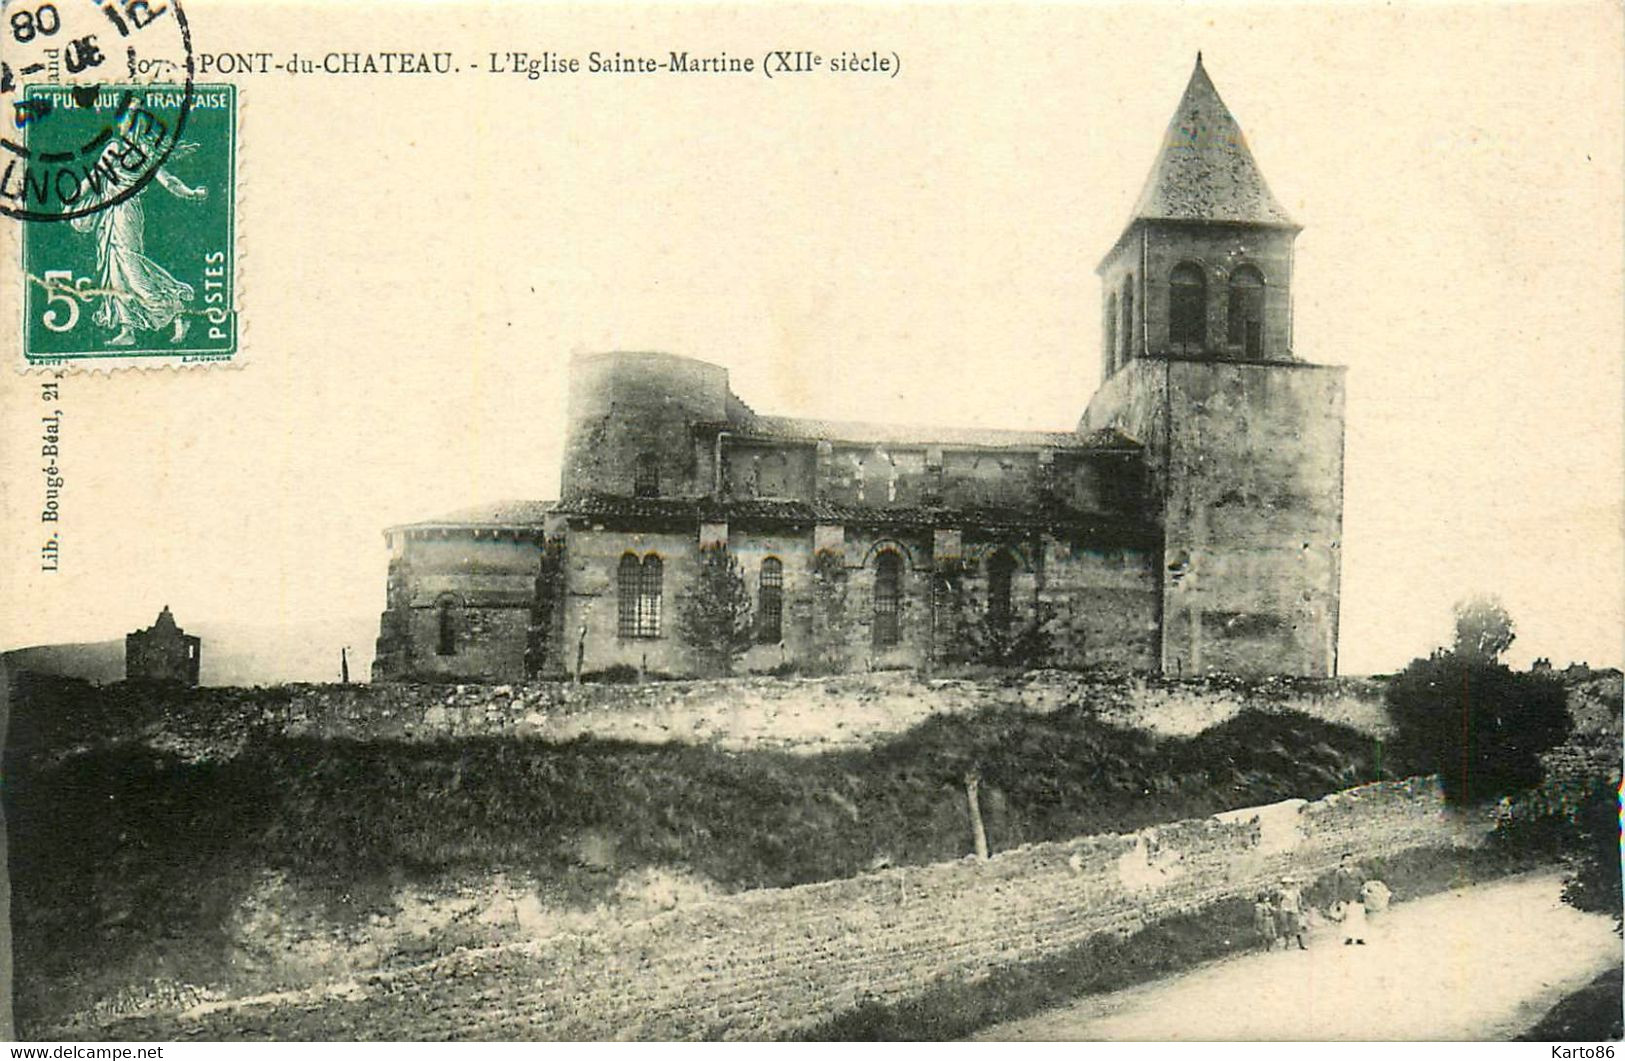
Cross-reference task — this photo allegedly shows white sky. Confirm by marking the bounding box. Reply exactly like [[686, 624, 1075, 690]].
[[2, 1, 1620, 677]]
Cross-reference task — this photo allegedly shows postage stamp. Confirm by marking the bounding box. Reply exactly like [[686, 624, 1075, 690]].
[[20, 82, 237, 363]]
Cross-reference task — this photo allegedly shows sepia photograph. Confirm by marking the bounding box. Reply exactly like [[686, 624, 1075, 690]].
[[0, 0, 1620, 1045]]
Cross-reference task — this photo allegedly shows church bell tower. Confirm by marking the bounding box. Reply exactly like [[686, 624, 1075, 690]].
[[1082, 56, 1346, 678], [1097, 54, 1302, 380]]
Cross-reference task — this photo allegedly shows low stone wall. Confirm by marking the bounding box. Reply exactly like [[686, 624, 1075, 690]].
[[104, 776, 1475, 1041], [69, 670, 1389, 764]]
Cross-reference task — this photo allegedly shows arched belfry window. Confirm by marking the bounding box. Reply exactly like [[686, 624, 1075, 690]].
[[758, 557, 783, 643], [1169, 262, 1206, 349], [873, 550, 902, 648], [1104, 293, 1118, 374], [986, 550, 1016, 631], [1227, 266, 1265, 356], [618, 552, 663, 638], [1120, 277, 1135, 364], [633, 452, 660, 498]]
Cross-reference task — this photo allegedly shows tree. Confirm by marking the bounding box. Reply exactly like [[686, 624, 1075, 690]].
[[1384, 652, 1570, 804], [1453, 595, 1516, 662], [524, 535, 567, 678], [675, 544, 754, 676]]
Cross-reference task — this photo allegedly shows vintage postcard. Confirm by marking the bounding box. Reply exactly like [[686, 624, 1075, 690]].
[[0, 0, 1620, 1047]]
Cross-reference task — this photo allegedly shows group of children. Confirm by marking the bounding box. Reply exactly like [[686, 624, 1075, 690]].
[[1252, 854, 1392, 953]]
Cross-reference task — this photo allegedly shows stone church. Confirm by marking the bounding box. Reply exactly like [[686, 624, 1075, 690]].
[[372, 58, 1346, 683]]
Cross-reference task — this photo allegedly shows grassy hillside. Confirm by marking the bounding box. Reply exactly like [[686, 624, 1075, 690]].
[[6, 674, 1384, 1034]]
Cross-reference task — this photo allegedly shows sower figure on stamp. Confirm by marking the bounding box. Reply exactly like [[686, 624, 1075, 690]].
[[69, 138, 208, 347]]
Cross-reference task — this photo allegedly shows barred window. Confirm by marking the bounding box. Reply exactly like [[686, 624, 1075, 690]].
[[873, 550, 902, 648], [1169, 262, 1206, 348], [987, 550, 1016, 631], [618, 552, 663, 638], [1227, 266, 1265, 356], [758, 557, 783, 643], [634, 452, 660, 498]]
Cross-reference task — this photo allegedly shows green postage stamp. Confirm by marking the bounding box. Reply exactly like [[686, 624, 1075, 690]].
[[20, 83, 237, 365]]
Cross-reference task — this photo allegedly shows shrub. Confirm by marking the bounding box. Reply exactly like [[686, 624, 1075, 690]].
[[1495, 681, 1623, 931], [1385, 653, 1570, 804], [934, 561, 1054, 669], [581, 663, 642, 684], [959, 608, 1056, 668], [675, 544, 754, 676], [1558, 776, 1623, 925]]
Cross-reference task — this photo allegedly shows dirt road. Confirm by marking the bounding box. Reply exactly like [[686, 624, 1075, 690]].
[[975, 871, 1620, 1041]]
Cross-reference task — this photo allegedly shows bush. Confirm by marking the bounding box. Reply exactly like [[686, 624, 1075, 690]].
[[937, 562, 1055, 669], [1558, 777, 1623, 924], [580, 664, 642, 684], [675, 544, 754, 676], [1485, 672, 1622, 929], [1385, 654, 1570, 804], [579, 664, 678, 684]]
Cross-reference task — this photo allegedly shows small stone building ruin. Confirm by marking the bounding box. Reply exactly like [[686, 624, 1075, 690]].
[[125, 606, 201, 685], [373, 58, 1347, 683]]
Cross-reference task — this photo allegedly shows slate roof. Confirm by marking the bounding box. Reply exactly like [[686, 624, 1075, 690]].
[[392, 494, 1154, 543], [1125, 56, 1296, 230], [389, 499, 559, 532], [705, 415, 1137, 451], [557, 494, 1154, 539]]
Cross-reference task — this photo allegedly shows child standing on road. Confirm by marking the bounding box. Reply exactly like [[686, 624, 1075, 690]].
[[1253, 891, 1280, 952]]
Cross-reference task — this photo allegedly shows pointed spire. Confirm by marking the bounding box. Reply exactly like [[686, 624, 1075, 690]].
[[1127, 57, 1296, 229]]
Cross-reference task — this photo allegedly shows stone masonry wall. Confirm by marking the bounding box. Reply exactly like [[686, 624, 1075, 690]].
[[123, 777, 1473, 1040], [111, 671, 1392, 769]]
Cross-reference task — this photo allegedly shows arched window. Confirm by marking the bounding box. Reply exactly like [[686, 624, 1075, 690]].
[[618, 553, 664, 638], [1227, 266, 1265, 356], [1104, 293, 1118, 375], [633, 452, 660, 498], [436, 596, 457, 656], [1120, 278, 1135, 364], [873, 550, 902, 648], [617, 553, 641, 637], [638, 555, 663, 637], [986, 550, 1016, 631], [1169, 262, 1206, 348], [757, 557, 783, 643]]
